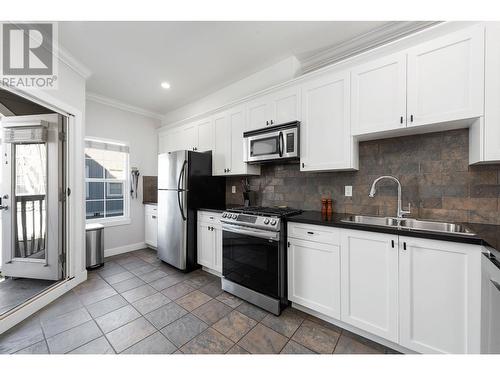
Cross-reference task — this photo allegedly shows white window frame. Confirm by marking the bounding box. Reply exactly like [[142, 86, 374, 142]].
[[85, 136, 131, 226]]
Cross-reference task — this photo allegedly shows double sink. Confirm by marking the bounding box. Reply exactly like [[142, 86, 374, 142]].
[[341, 215, 476, 236]]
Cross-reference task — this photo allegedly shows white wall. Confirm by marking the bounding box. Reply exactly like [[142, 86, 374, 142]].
[[162, 56, 301, 125], [85, 99, 161, 253]]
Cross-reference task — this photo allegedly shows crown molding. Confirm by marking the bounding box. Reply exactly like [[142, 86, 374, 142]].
[[57, 45, 93, 80], [86, 91, 165, 121], [301, 21, 442, 74]]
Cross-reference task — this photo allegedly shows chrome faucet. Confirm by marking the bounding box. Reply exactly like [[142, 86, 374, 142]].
[[369, 176, 411, 219]]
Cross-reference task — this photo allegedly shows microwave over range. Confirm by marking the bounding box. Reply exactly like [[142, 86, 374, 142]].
[[243, 121, 300, 164]]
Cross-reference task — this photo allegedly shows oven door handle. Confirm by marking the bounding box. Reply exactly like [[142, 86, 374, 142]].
[[222, 224, 279, 241]]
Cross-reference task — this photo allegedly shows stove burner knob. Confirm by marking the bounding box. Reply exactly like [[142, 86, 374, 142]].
[[270, 220, 277, 225], [222, 213, 227, 218], [232, 214, 237, 219], [264, 218, 270, 225]]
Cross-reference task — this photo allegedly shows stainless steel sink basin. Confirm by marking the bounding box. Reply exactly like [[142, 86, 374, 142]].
[[341, 215, 476, 236]]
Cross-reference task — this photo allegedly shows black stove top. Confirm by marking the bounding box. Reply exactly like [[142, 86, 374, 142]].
[[227, 206, 303, 217]]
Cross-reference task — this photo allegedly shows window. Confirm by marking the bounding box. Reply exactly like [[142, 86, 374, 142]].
[[85, 138, 129, 223]]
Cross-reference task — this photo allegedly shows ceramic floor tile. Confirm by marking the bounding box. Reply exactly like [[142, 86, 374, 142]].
[[236, 302, 268, 322], [77, 285, 118, 306], [132, 292, 171, 315], [105, 317, 156, 353], [121, 284, 157, 303], [160, 313, 208, 348], [46, 320, 102, 354], [175, 290, 212, 311], [85, 294, 128, 318], [121, 331, 176, 354], [184, 273, 216, 289], [280, 340, 315, 354], [238, 323, 288, 354], [215, 292, 244, 308], [145, 302, 189, 329], [112, 276, 146, 293], [291, 319, 340, 354], [334, 332, 384, 354], [162, 282, 196, 300], [180, 328, 233, 354], [122, 259, 150, 271], [103, 271, 135, 285], [149, 274, 185, 291], [98, 263, 127, 278], [199, 280, 223, 298], [137, 269, 168, 283], [227, 344, 250, 354], [95, 305, 141, 333], [260, 308, 304, 338], [0, 316, 45, 354], [14, 340, 49, 354], [191, 299, 232, 325], [130, 264, 157, 276], [41, 307, 92, 338], [73, 277, 109, 296], [70, 336, 115, 354], [212, 310, 257, 342], [37, 292, 84, 322]]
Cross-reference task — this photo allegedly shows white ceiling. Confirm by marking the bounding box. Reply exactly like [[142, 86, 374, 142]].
[[59, 21, 395, 115]]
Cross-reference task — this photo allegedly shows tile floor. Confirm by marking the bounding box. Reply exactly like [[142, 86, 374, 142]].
[[0, 277, 57, 315], [0, 248, 398, 354]]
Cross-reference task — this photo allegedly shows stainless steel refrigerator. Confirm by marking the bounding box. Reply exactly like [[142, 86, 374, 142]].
[[157, 150, 225, 271]]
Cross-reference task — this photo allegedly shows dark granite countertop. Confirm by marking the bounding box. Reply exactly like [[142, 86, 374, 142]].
[[198, 205, 242, 214], [143, 202, 157, 205], [288, 211, 500, 251]]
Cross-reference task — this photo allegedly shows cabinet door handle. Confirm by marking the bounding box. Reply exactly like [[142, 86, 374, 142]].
[[491, 279, 500, 292], [302, 162, 305, 168], [410, 115, 414, 122], [403, 242, 407, 250], [307, 231, 314, 235], [209, 217, 214, 220], [152, 215, 157, 219], [270, 120, 274, 125], [266, 120, 269, 126], [391, 240, 394, 248], [400, 116, 403, 124]]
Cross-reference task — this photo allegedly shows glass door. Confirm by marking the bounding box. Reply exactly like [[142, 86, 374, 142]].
[[1, 114, 66, 281]]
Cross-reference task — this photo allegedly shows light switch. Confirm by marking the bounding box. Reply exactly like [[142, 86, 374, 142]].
[[345, 185, 353, 197], [231, 185, 236, 194]]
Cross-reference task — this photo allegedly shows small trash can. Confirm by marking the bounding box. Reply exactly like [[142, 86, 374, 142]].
[[86, 223, 104, 269]]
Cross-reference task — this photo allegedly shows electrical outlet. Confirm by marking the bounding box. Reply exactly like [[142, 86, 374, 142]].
[[231, 185, 236, 194], [345, 185, 353, 197]]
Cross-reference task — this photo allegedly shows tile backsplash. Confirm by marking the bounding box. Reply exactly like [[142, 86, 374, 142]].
[[226, 129, 500, 224]]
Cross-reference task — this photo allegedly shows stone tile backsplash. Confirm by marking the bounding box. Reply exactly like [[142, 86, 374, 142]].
[[225, 129, 500, 224]]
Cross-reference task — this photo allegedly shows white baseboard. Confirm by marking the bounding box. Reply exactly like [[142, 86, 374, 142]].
[[104, 242, 147, 258]]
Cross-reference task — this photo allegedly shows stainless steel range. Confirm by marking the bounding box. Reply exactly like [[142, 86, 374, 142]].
[[220, 206, 302, 315]]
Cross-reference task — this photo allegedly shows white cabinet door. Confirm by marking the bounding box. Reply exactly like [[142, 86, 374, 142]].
[[288, 238, 341, 319], [196, 117, 214, 152], [300, 70, 357, 171], [145, 205, 157, 248], [228, 105, 260, 176], [407, 25, 484, 128], [213, 226, 223, 273], [246, 94, 273, 131], [179, 123, 198, 151], [197, 221, 214, 268], [351, 53, 407, 135], [270, 86, 300, 125], [213, 110, 231, 176], [340, 229, 399, 341], [399, 236, 482, 354]]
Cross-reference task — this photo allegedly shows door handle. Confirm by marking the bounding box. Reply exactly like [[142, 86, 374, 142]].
[[278, 131, 284, 157]]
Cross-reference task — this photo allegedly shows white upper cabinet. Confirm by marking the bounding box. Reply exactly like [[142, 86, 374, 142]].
[[300, 70, 357, 171], [340, 229, 399, 342], [196, 117, 214, 152], [246, 86, 300, 131], [213, 106, 260, 176], [351, 53, 407, 135], [213, 110, 231, 175], [399, 236, 482, 354], [406, 25, 485, 127]]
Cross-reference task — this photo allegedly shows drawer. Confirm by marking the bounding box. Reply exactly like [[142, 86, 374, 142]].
[[198, 210, 222, 225], [287, 222, 340, 245], [145, 204, 157, 214]]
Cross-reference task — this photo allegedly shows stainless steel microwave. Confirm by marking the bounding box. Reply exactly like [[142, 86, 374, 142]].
[[243, 121, 300, 163]]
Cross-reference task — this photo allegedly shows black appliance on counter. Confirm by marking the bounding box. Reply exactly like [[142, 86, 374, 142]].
[[220, 206, 302, 315]]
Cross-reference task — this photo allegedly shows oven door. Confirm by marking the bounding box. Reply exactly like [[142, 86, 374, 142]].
[[222, 224, 281, 299]]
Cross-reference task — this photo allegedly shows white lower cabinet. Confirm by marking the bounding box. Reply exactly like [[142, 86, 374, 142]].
[[287, 229, 341, 319], [197, 211, 222, 273], [145, 204, 157, 248], [340, 229, 399, 342], [398, 236, 482, 354], [289, 225, 484, 353]]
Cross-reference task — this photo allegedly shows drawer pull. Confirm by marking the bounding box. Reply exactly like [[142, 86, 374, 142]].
[[152, 215, 157, 219], [209, 217, 214, 220], [492, 280, 500, 292], [307, 231, 314, 235]]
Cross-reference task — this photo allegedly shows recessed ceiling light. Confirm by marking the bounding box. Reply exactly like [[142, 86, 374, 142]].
[[161, 82, 171, 89]]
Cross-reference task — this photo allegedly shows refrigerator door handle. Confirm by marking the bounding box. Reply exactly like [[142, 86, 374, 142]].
[[177, 190, 187, 221], [177, 159, 187, 191]]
